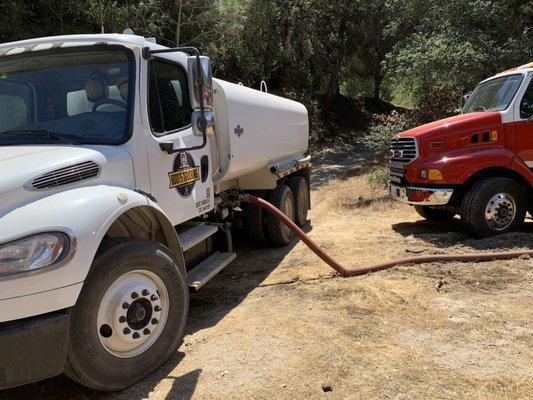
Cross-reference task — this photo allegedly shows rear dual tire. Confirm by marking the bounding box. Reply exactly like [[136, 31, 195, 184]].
[[66, 238, 189, 391], [247, 176, 310, 247]]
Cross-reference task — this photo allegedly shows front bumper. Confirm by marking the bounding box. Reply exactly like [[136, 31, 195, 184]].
[[0, 311, 69, 389], [389, 182, 453, 205]]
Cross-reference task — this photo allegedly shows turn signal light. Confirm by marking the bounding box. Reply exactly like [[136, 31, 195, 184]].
[[428, 169, 443, 181]]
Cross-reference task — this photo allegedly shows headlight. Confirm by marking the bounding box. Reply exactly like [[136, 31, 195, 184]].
[[0, 233, 71, 278]]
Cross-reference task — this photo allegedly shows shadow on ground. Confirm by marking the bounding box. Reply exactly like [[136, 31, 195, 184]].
[[0, 230, 307, 400], [392, 217, 533, 250], [311, 143, 379, 189]]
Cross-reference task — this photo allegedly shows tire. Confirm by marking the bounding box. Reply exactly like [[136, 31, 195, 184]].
[[460, 177, 527, 237], [65, 238, 189, 391], [265, 184, 295, 246], [414, 205, 456, 221], [288, 176, 310, 227], [247, 190, 267, 244]]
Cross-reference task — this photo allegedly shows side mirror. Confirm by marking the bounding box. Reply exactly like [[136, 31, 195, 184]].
[[460, 92, 472, 110], [187, 56, 213, 110], [192, 110, 216, 137]]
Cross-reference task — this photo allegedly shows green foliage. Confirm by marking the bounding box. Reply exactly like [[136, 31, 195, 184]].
[[367, 167, 390, 188], [0, 0, 531, 130], [362, 111, 410, 158]]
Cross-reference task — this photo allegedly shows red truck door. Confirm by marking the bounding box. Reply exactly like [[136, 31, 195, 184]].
[[516, 76, 533, 170]]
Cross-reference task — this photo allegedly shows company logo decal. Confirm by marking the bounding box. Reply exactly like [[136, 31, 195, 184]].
[[390, 149, 404, 158], [234, 124, 244, 137], [168, 151, 199, 197]]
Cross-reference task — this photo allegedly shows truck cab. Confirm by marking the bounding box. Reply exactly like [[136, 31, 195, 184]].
[[389, 62, 533, 237], [0, 33, 310, 391]]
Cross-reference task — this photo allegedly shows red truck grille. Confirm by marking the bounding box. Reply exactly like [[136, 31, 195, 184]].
[[389, 137, 417, 184], [389, 137, 418, 163]]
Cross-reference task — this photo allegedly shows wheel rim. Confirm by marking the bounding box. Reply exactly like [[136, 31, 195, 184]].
[[282, 195, 295, 237], [485, 193, 516, 231], [96, 269, 169, 358]]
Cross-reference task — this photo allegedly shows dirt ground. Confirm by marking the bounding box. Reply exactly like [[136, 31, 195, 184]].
[[3, 145, 532, 400]]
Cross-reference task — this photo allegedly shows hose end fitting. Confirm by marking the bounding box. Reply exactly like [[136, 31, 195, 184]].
[[239, 193, 252, 203]]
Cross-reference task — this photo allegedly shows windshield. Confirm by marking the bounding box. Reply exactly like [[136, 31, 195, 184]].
[[0, 47, 134, 146], [462, 74, 523, 114]]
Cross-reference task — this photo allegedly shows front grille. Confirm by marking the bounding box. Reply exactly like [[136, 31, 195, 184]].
[[389, 137, 418, 163], [27, 161, 100, 190]]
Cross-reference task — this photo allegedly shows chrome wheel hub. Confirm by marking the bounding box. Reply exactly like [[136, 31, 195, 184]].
[[485, 193, 516, 231], [97, 270, 169, 358]]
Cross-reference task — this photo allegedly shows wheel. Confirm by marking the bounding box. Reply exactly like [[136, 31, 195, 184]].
[[247, 190, 267, 244], [65, 238, 189, 391], [414, 205, 456, 221], [288, 176, 310, 227], [265, 184, 295, 246], [460, 177, 527, 237]]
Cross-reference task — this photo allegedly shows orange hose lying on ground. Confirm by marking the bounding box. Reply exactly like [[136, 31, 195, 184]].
[[241, 194, 533, 277]]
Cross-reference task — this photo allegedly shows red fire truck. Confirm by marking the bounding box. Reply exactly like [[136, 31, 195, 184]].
[[389, 62, 533, 237]]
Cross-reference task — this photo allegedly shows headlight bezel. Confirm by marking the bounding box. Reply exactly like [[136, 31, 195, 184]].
[[0, 231, 76, 280]]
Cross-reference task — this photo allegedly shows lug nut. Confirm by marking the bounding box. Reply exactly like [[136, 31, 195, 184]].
[[122, 302, 129, 310], [154, 305, 161, 312], [123, 327, 131, 334], [131, 292, 139, 299], [132, 332, 140, 339], [151, 318, 159, 325], [151, 295, 158, 301], [143, 328, 151, 335], [119, 316, 126, 323], [142, 289, 150, 296]]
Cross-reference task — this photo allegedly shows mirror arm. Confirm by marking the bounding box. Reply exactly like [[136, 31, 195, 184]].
[[143, 46, 208, 153]]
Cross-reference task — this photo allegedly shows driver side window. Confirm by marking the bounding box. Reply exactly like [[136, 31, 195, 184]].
[[148, 59, 192, 136], [519, 78, 533, 119]]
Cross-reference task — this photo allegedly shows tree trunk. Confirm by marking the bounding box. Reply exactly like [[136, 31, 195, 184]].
[[323, 10, 347, 122], [280, 3, 295, 86], [373, 74, 382, 101], [175, 0, 183, 46]]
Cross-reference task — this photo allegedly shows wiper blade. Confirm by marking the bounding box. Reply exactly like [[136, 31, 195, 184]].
[[0, 129, 78, 145]]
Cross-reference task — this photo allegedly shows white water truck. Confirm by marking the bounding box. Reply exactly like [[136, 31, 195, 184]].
[[0, 33, 310, 390]]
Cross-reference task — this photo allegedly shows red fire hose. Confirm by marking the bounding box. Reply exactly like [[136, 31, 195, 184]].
[[240, 194, 533, 277]]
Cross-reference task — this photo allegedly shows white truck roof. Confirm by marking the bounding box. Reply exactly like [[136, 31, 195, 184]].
[[0, 33, 163, 56]]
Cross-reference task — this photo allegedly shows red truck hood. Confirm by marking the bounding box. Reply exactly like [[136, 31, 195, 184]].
[[399, 112, 502, 140]]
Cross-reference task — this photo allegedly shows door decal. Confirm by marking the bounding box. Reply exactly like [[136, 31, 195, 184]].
[[168, 151, 199, 197]]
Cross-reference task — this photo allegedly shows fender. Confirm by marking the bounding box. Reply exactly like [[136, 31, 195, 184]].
[[405, 147, 520, 185], [510, 157, 533, 186], [0, 185, 181, 304]]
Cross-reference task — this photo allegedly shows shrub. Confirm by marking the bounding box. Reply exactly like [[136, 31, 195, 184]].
[[367, 167, 390, 188], [362, 110, 409, 158], [412, 88, 460, 124]]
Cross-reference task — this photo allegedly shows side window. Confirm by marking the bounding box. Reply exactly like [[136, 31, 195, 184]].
[[519, 78, 533, 119], [148, 60, 192, 135]]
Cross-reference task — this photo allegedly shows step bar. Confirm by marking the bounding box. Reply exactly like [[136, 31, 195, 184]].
[[178, 223, 219, 251], [187, 252, 237, 291]]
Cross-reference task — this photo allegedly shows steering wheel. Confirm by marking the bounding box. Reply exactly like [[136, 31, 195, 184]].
[[92, 98, 127, 112]]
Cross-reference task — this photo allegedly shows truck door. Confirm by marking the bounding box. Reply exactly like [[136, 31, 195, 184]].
[[515, 75, 533, 170], [145, 57, 214, 225]]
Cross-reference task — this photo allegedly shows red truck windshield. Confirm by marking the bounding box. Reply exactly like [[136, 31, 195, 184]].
[[463, 74, 523, 114]]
